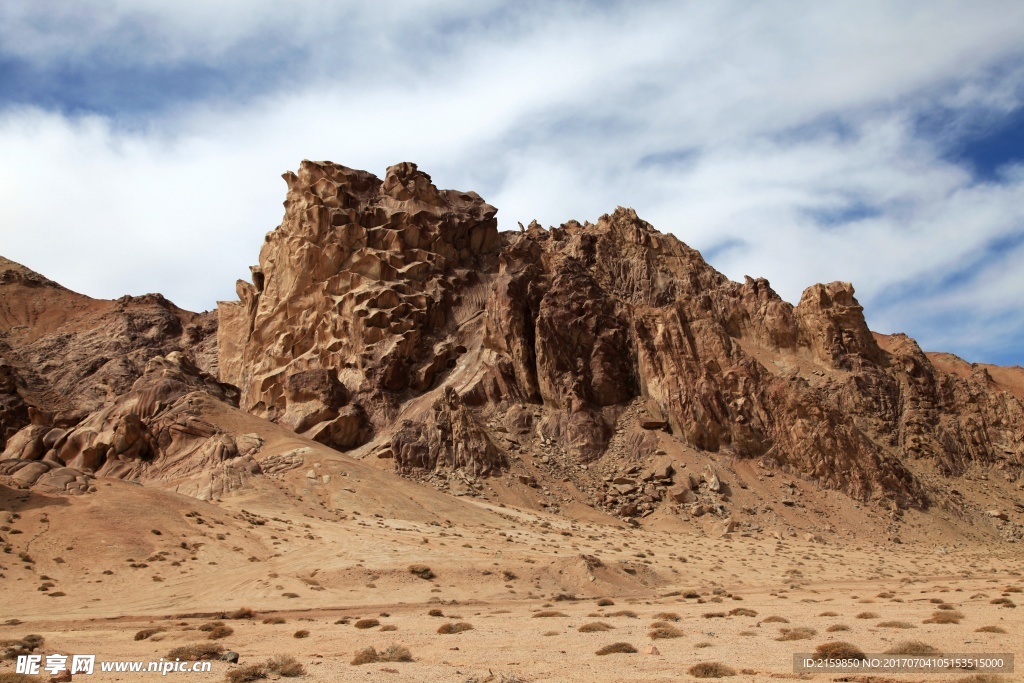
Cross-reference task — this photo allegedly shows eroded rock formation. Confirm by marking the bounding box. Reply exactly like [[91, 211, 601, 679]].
[[218, 161, 1024, 509]]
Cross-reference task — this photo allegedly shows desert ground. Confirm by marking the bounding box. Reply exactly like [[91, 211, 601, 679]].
[[3, 456, 1021, 682]]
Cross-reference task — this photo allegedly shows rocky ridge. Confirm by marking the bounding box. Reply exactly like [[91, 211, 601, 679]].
[[0, 161, 1021, 542], [217, 161, 1024, 517]]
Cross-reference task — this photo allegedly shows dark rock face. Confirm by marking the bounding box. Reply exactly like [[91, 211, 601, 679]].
[[218, 162, 1024, 507]]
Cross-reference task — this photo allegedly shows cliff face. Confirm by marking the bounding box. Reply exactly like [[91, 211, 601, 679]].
[[217, 161, 1024, 509]]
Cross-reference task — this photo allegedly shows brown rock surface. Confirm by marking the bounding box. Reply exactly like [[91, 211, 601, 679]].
[[0, 255, 219, 419], [218, 161, 1024, 513]]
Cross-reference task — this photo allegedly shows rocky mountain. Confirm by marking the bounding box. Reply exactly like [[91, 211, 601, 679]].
[[2, 160, 1023, 542], [217, 161, 1024, 514]]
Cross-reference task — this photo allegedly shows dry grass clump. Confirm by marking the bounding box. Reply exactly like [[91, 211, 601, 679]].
[[729, 608, 757, 617], [595, 642, 637, 655], [166, 643, 223, 660], [262, 617, 286, 625], [878, 620, 916, 629], [134, 627, 164, 641], [266, 655, 305, 677], [885, 640, 941, 655], [229, 607, 256, 619], [607, 610, 638, 618], [428, 609, 444, 617], [776, 627, 816, 641], [228, 655, 307, 683], [380, 624, 398, 632], [688, 662, 736, 678], [351, 644, 413, 665], [354, 618, 380, 629], [532, 610, 567, 618], [975, 626, 1007, 633], [351, 647, 379, 666], [597, 598, 615, 606], [207, 625, 233, 640], [855, 611, 879, 619], [198, 621, 224, 632], [437, 622, 474, 634], [703, 612, 726, 618], [654, 612, 680, 621], [226, 664, 266, 683], [762, 616, 789, 623], [924, 610, 962, 624], [293, 629, 309, 639], [648, 624, 683, 639], [578, 622, 614, 633], [936, 603, 957, 610], [408, 564, 435, 580], [815, 641, 866, 660], [826, 624, 850, 632], [817, 611, 839, 617]]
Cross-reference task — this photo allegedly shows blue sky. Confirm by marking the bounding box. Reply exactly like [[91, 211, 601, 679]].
[[1, 1, 1023, 366]]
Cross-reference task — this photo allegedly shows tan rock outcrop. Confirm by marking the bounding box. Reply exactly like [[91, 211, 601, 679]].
[[215, 161, 1024, 509]]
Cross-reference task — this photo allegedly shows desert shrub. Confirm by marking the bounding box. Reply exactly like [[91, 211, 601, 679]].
[[817, 612, 838, 617], [351, 647, 379, 665], [578, 622, 614, 632], [936, 603, 956, 610], [354, 619, 379, 629], [266, 655, 305, 677], [198, 621, 224, 632], [878, 621, 915, 629], [262, 617, 285, 625], [351, 644, 413, 665], [134, 628, 164, 641], [729, 608, 757, 617], [428, 609, 444, 617], [379, 644, 413, 662], [282, 592, 299, 598], [166, 643, 223, 660], [683, 590, 700, 599], [924, 611, 962, 624], [975, 626, 1007, 633], [532, 611, 567, 618], [855, 611, 878, 619], [776, 627, 816, 641], [654, 612, 680, 621], [688, 662, 736, 678], [703, 612, 726, 618], [649, 624, 683, 639], [408, 564, 434, 580], [20, 635, 43, 650], [826, 624, 850, 632], [595, 642, 637, 655], [229, 607, 256, 620], [207, 625, 233, 640], [815, 642, 866, 660], [762, 616, 789, 623], [380, 624, 398, 632], [607, 610, 637, 618], [226, 665, 266, 683], [885, 641, 941, 655], [597, 598, 614, 606], [437, 622, 473, 634], [293, 630, 309, 639]]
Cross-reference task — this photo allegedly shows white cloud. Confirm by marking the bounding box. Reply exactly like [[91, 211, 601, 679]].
[[0, 1, 1023, 362]]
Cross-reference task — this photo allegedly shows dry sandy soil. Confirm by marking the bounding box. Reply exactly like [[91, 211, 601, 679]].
[[2, 465, 1021, 683]]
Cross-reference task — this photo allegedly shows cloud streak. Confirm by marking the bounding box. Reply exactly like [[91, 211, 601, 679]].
[[1, 1, 1023, 365]]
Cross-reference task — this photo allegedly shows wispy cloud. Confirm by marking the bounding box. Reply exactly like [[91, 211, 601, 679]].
[[0, 1, 1022, 365]]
